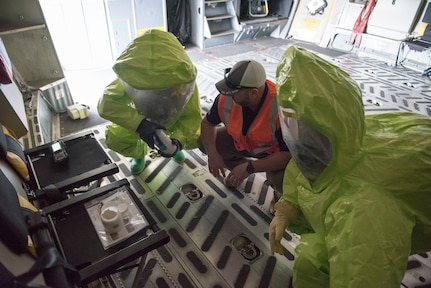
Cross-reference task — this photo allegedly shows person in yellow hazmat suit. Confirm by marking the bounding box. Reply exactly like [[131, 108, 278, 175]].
[[98, 30, 201, 174], [269, 46, 431, 287]]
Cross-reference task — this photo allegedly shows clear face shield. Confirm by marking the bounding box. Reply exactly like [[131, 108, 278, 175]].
[[120, 79, 195, 126], [279, 107, 332, 183]]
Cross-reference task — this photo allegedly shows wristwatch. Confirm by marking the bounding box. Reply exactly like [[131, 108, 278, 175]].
[[246, 161, 255, 174]]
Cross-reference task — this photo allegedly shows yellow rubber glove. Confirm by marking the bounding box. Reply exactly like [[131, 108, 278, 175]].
[[269, 201, 299, 255]]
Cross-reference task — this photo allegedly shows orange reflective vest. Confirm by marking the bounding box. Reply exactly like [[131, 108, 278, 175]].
[[217, 80, 281, 155]]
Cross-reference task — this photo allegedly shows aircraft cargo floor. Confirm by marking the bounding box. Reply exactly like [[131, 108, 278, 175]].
[[61, 37, 431, 288]]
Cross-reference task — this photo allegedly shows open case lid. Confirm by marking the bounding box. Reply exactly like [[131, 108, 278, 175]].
[[25, 132, 113, 189]]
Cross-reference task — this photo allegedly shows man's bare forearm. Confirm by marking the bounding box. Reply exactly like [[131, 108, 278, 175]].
[[200, 118, 219, 156], [252, 151, 291, 172]]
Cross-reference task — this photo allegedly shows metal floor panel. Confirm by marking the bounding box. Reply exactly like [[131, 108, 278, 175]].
[[84, 39, 431, 287], [92, 134, 297, 288]]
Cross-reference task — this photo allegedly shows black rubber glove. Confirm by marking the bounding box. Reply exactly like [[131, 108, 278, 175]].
[[136, 119, 165, 148]]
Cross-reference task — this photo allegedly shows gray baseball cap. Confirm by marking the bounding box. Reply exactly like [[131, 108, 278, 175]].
[[215, 60, 266, 95]]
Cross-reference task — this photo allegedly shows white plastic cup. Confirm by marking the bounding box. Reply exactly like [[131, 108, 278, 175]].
[[101, 206, 123, 233]]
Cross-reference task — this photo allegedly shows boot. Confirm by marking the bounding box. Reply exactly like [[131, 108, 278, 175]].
[[130, 158, 145, 175], [173, 150, 185, 163]]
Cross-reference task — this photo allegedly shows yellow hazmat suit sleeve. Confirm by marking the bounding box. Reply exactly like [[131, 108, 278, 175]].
[[104, 123, 148, 159], [98, 79, 145, 132], [276, 46, 431, 288], [321, 187, 414, 287]]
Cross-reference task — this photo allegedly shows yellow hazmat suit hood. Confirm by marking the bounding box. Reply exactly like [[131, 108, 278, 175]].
[[113, 29, 196, 89], [277, 46, 364, 177], [276, 46, 431, 287]]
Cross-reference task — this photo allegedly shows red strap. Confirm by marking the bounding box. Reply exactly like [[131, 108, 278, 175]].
[[349, 0, 376, 47], [0, 53, 13, 84]]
